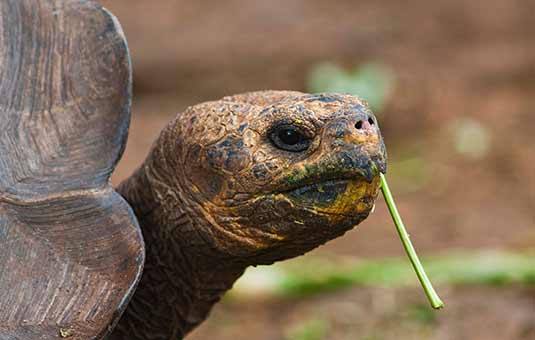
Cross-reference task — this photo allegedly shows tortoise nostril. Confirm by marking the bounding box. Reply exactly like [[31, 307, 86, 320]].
[[355, 116, 376, 132]]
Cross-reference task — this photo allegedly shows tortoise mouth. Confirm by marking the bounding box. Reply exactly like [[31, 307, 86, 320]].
[[263, 140, 386, 202], [284, 178, 355, 206], [275, 157, 380, 193], [271, 152, 383, 214], [279, 174, 380, 219]]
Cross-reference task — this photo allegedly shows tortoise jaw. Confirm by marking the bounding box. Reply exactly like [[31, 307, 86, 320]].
[[276, 149, 385, 194], [278, 167, 371, 194], [273, 149, 385, 217], [282, 176, 380, 218]]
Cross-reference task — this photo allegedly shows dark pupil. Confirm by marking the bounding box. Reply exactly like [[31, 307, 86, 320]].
[[279, 128, 301, 145]]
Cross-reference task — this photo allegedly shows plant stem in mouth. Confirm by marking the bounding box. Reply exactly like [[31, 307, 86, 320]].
[[379, 173, 444, 309]]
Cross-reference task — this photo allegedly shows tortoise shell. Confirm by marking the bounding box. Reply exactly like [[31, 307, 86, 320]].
[[0, 1, 144, 339]]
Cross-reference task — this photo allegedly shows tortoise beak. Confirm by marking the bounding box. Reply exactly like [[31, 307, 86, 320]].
[[322, 110, 387, 183], [335, 144, 386, 183], [367, 145, 388, 182]]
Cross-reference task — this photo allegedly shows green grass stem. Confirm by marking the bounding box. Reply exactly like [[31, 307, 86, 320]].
[[379, 173, 444, 309]]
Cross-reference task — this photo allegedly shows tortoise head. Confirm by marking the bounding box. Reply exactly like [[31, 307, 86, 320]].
[[154, 91, 386, 264]]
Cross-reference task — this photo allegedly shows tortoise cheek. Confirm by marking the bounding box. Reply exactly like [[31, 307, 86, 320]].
[[188, 165, 225, 201], [204, 135, 251, 174]]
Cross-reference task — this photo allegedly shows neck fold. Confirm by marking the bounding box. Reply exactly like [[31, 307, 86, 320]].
[[111, 164, 246, 340]]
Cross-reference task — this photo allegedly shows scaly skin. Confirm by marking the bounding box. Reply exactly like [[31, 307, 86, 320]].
[[112, 90, 387, 339]]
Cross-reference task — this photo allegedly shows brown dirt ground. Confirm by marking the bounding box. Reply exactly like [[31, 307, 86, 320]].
[[101, 0, 535, 339]]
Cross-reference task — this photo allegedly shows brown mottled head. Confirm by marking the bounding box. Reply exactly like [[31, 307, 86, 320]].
[[149, 90, 386, 264]]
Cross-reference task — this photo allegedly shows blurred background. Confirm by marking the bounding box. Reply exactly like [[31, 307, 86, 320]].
[[101, 1, 534, 339]]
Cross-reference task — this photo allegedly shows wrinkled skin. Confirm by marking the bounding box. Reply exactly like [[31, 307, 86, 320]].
[[114, 90, 387, 339]]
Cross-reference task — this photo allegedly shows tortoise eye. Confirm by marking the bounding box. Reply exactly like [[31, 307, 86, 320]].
[[269, 124, 311, 152]]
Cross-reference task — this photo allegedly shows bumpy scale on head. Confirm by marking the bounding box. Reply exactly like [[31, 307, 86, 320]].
[[147, 90, 387, 264]]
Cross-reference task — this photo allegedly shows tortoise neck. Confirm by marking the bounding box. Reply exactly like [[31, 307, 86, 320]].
[[112, 164, 246, 340]]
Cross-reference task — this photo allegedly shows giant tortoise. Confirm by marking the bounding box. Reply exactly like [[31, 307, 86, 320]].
[[0, 1, 386, 339]]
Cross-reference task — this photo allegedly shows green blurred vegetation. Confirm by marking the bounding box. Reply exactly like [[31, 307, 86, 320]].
[[449, 117, 492, 160], [307, 62, 394, 111], [285, 318, 329, 340], [231, 251, 535, 299], [386, 157, 431, 193], [408, 304, 437, 326]]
